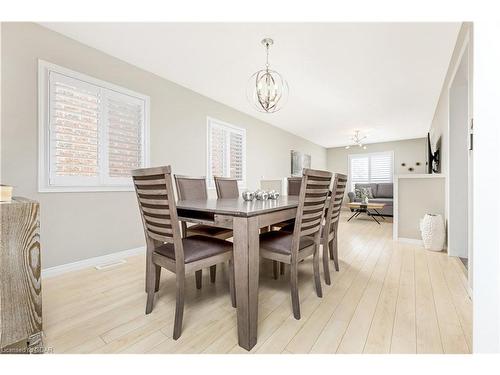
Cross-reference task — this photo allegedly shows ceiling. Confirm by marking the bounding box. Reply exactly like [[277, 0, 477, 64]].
[[40, 22, 460, 148]]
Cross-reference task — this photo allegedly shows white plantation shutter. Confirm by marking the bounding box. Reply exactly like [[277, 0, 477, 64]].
[[349, 156, 369, 191], [370, 153, 393, 183], [209, 124, 226, 179], [49, 72, 101, 186], [207, 118, 246, 186], [348, 152, 393, 191], [105, 91, 144, 182], [229, 131, 244, 181], [41, 62, 149, 191]]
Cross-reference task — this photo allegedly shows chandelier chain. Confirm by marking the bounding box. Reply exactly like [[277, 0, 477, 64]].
[[265, 42, 270, 69]]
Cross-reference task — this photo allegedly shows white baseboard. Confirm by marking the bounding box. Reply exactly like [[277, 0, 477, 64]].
[[42, 246, 145, 279], [397, 237, 423, 245]]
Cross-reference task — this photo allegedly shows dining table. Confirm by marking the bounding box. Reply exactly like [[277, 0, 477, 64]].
[[176, 195, 299, 351]]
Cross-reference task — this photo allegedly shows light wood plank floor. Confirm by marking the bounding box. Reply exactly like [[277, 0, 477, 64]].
[[42, 212, 472, 354]]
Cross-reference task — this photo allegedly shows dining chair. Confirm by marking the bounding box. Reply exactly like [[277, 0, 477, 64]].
[[272, 177, 303, 233], [259, 168, 332, 319], [214, 176, 239, 199], [132, 166, 236, 340], [174, 174, 233, 288], [271, 176, 303, 277], [287, 176, 302, 196], [320, 173, 348, 285]]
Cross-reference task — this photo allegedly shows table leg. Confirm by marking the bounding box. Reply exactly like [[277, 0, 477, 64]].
[[233, 216, 260, 351], [368, 210, 381, 224], [347, 210, 358, 222], [373, 208, 386, 220]]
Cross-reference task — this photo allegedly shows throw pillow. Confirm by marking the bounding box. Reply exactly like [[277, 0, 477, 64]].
[[354, 188, 363, 199], [362, 187, 374, 199], [355, 187, 374, 200]]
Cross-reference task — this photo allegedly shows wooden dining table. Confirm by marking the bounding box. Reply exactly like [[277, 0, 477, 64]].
[[176, 196, 299, 351]]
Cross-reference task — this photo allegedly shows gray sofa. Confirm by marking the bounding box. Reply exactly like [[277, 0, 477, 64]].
[[347, 183, 393, 216]]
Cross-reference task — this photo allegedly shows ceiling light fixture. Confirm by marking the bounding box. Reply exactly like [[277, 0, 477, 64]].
[[345, 130, 367, 150], [247, 38, 289, 113]]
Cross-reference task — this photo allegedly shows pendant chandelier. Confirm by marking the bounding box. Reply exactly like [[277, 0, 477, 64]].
[[247, 38, 289, 113], [345, 130, 367, 149]]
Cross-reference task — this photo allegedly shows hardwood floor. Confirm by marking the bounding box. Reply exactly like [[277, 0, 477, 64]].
[[42, 212, 472, 354]]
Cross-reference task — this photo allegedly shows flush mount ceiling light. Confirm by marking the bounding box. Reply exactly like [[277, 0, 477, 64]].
[[345, 130, 367, 150], [247, 38, 289, 113]]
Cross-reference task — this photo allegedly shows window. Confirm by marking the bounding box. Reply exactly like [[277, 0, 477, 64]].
[[38, 61, 150, 192], [207, 117, 246, 187], [348, 152, 394, 191]]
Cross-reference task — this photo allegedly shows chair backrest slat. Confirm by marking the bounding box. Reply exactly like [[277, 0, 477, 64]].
[[144, 215, 172, 226], [174, 175, 208, 200], [291, 169, 332, 256], [145, 222, 174, 235], [325, 173, 348, 236], [138, 197, 171, 206], [132, 166, 180, 245], [287, 177, 302, 196], [136, 188, 169, 195], [141, 206, 171, 216], [214, 177, 239, 199], [134, 178, 168, 186], [301, 225, 323, 237]]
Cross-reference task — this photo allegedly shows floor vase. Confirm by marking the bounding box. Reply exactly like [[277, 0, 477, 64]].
[[420, 213, 445, 251]]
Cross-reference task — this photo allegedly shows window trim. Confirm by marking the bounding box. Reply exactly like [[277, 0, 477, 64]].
[[206, 116, 247, 189], [38, 60, 150, 192], [347, 151, 394, 192]]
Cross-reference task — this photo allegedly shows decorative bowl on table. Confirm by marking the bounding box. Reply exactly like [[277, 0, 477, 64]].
[[268, 190, 280, 200], [255, 190, 269, 200], [242, 191, 255, 201]]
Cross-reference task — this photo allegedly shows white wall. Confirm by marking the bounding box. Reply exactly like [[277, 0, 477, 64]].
[[430, 24, 473, 177], [0, 23, 326, 268], [448, 48, 469, 258], [473, 21, 500, 353], [430, 21, 500, 353], [395, 176, 445, 240], [429, 23, 473, 230]]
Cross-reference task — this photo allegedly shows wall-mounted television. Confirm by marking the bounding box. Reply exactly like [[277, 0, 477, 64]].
[[427, 132, 441, 174]]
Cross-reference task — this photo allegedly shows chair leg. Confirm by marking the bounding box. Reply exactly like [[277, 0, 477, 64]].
[[145, 254, 156, 314], [273, 260, 279, 280], [313, 246, 323, 298], [146, 292, 155, 314], [210, 265, 217, 283], [154, 265, 161, 292], [322, 243, 331, 286], [195, 270, 202, 289], [280, 262, 285, 275], [228, 259, 237, 308], [173, 274, 185, 340], [329, 240, 334, 260], [332, 236, 340, 272], [290, 262, 301, 320]]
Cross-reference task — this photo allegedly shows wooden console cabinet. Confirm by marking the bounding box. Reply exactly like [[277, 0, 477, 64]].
[[0, 197, 42, 353]]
